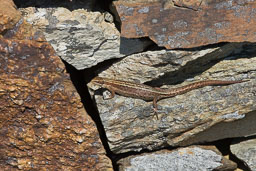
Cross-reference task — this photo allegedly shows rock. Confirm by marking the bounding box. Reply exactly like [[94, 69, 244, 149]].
[[19, 7, 152, 70], [0, 1, 112, 170], [113, 0, 256, 49], [231, 138, 256, 171], [0, 37, 113, 171], [91, 43, 244, 83], [118, 146, 237, 171], [177, 111, 256, 147], [0, 0, 21, 34], [88, 43, 256, 154], [0, 0, 45, 40]]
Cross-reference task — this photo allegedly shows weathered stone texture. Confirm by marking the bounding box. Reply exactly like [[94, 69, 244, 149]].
[[118, 146, 237, 171], [0, 0, 21, 34], [92, 43, 244, 83], [0, 38, 112, 170], [20, 7, 151, 70], [88, 43, 256, 154], [231, 137, 256, 171], [0, 37, 113, 170], [0, 0, 45, 41], [114, 0, 256, 49]]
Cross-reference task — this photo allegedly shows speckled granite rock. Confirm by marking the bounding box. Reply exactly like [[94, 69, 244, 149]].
[[88, 43, 256, 154], [231, 137, 256, 171], [118, 146, 237, 171], [0, 0, 112, 170], [19, 7, 151, 70]]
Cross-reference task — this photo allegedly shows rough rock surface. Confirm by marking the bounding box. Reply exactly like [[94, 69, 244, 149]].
[[93, 43, 244, 83], [0, 38, 112, 171], [88, 44, 256, 154], [0, 39, 112, 171], [0, 1, 112, 170], [118, 146, 237, 171], [231, 137, 256, 171], [179, 111, 256, 146], [114, 0, 256, 49], [0, 0, 21, 35], [0, 0, 45, 41], [20, 7, 151, 70]]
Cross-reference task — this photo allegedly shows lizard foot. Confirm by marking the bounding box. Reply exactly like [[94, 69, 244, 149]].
[[153, 108, 159, 120]]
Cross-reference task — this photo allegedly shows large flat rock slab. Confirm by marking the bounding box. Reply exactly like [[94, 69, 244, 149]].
[[118, 146, 237, 171], [88, 45, 256, 154], [20, 7, 151, 70], [114, 0, 256, 49]]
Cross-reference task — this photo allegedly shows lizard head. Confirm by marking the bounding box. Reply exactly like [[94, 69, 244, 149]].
[[91, 76, 105, 86]]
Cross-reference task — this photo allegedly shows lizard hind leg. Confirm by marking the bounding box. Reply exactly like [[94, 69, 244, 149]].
[[153, 97, 160, 120]]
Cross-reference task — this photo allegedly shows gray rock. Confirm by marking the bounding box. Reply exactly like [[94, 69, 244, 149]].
[[95, 43, 244, 83], [118, 146, 237, 171], [20, 7, 151, 70], [88, 44, 256, 154], [231, 138, 256, 171]]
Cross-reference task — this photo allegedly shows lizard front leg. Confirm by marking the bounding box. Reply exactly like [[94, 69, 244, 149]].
[[103, 85, 115, 99]]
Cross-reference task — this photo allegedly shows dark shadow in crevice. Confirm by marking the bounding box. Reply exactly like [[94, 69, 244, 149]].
[[143, 38, 166, 51], [119, 37, 156, 55], [227, 42, 256, 59], [97, 0, 113, 12], [206, 138, 253, 171], [63, 60, 119, 170], [173, 42, 229, 51], [13, 0, 112, 12], [142, 41, 256, 56], [108, 141, 176, 169]]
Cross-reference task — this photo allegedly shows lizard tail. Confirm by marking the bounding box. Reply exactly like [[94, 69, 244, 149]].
[[168, 79, 249, 97]]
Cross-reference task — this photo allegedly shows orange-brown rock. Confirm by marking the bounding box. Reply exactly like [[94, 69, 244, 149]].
[[0, 0, 45, 41], [0, 38, 113, 170], [0, 0, 20, 35], [0, 0, 112, 170], [114, 0, 256, 49], [0, 38, 112, 171]]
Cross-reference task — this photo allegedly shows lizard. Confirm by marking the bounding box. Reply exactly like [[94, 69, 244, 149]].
[[91, 77, 248, 119]]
